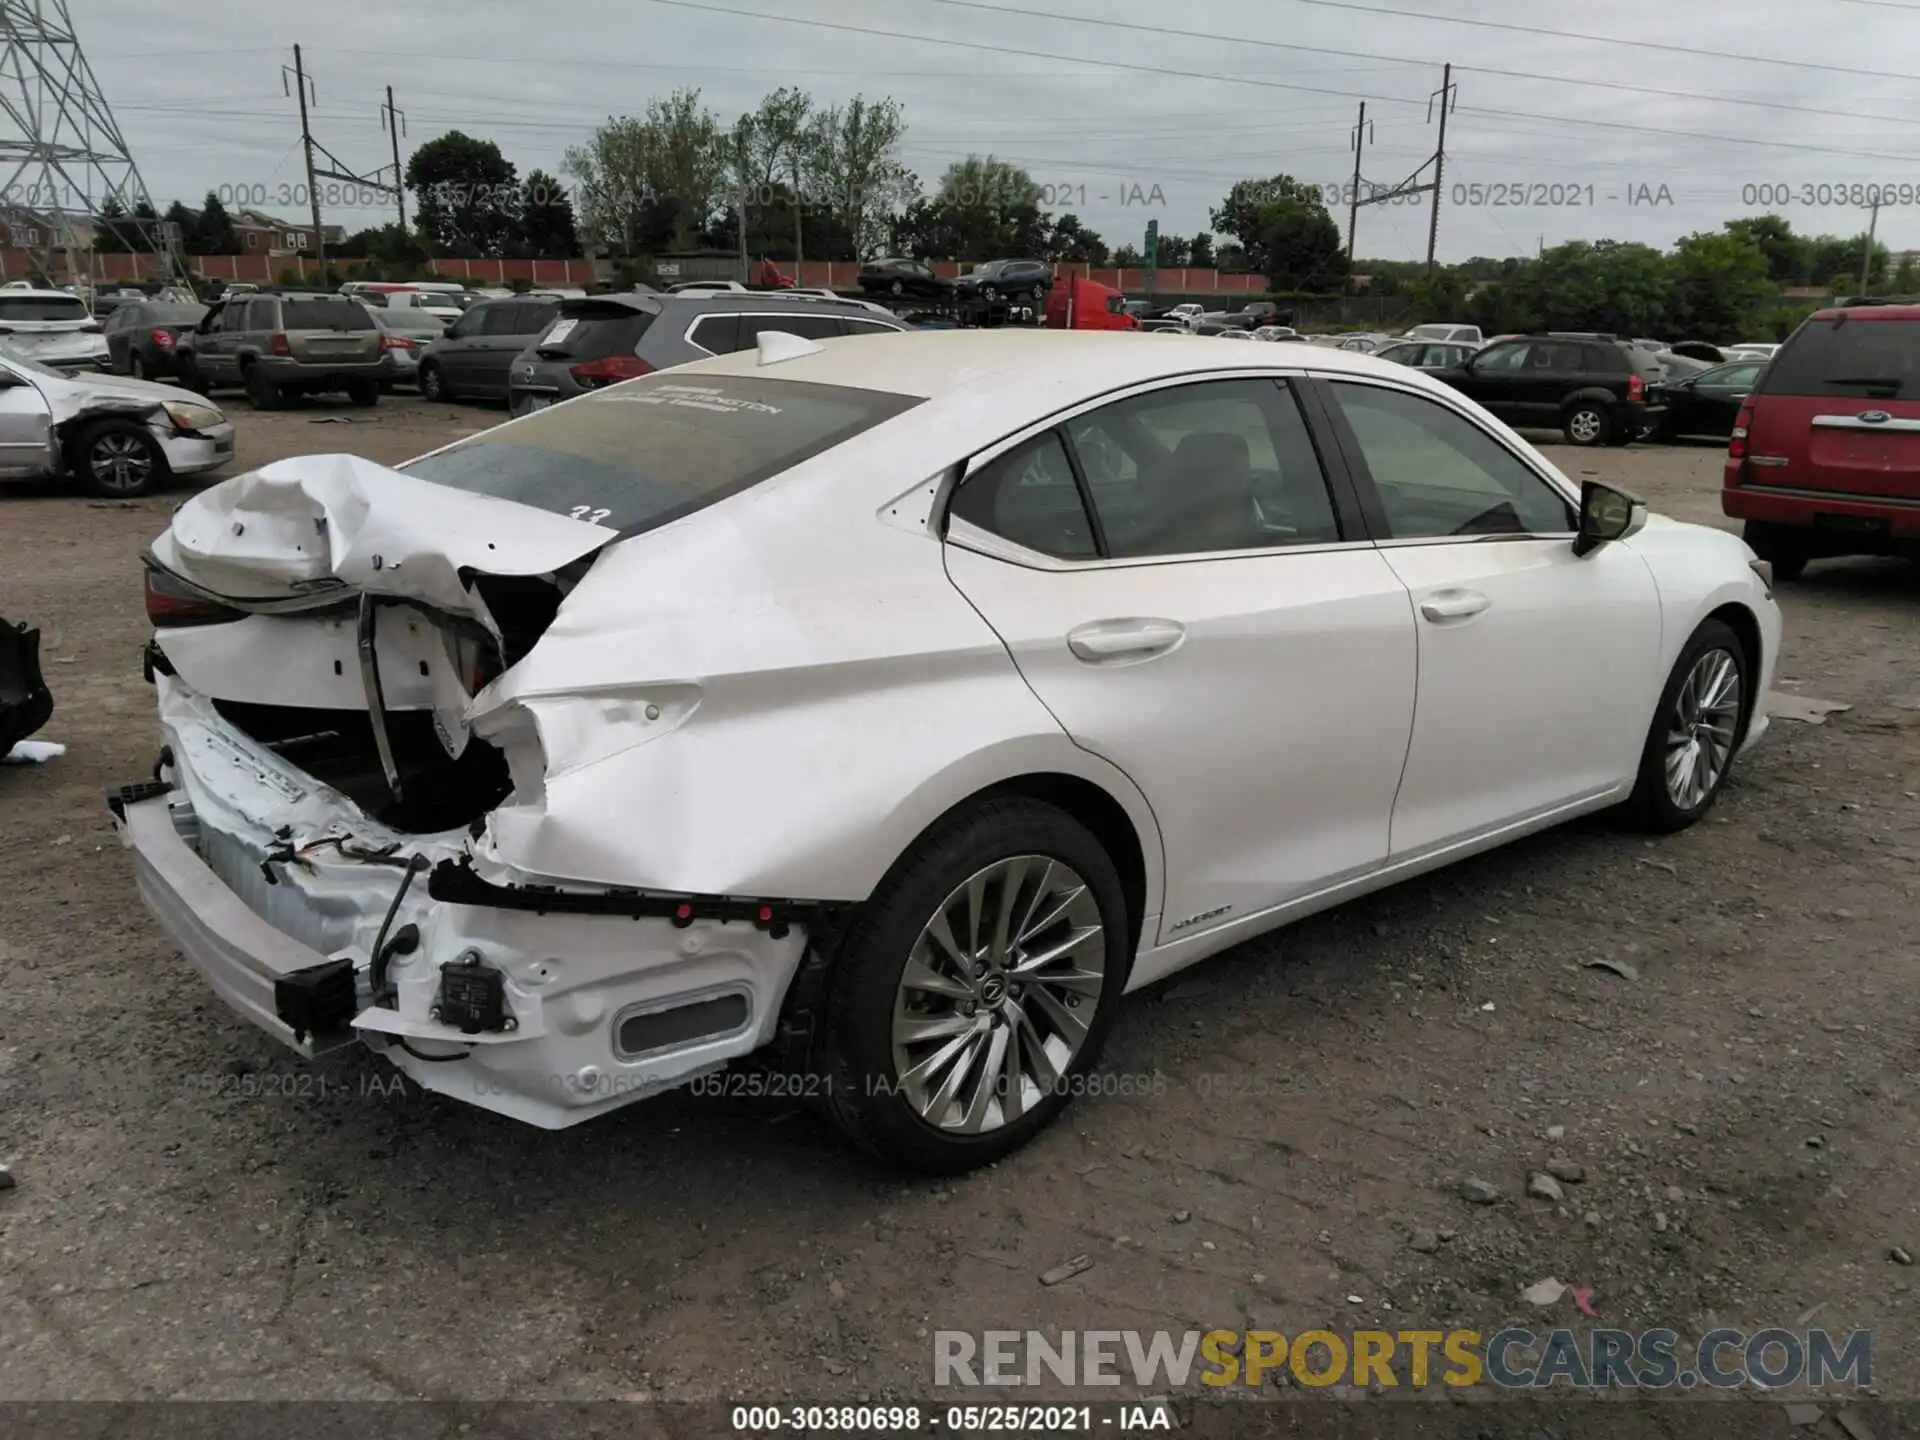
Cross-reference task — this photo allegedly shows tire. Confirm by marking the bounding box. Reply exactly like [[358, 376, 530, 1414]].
[[1627, 618, 1749, 833], [1563, 403, 1610, 447], [817, 796, 1131, 1174], [244, 365, 281, 410], [175, 357, 208, 396], [72, 419, 168, 499], [983, 285, 998, 301], [418, 361, 450, 403], [128, 353, 146, 381], [1743, 520, 1809, 582], [1031, 284, 1046, 303], [890, 279, 905, 296], [346, 379, 380, 408]]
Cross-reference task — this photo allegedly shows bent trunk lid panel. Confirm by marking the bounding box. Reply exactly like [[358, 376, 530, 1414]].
[[149, 454, 619, 632]]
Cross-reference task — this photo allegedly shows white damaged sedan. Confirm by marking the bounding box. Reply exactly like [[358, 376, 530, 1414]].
[[114, 330, 1779, 1172]]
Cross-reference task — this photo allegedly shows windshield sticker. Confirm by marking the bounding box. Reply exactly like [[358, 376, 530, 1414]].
[[608, 384, 784, 416]]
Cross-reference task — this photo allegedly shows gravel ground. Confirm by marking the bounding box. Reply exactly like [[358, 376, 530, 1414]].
[[2, 394, 1917, 1414]]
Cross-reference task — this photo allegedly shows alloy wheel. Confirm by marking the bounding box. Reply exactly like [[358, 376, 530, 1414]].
[[1664, 647, 1742, 809], [88, 432, 154, 493], [889, 854, 1107, 1133], [1568, 409, 1604, 444]]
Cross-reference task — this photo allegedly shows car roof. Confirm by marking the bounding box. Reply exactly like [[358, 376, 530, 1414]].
[[0, 288, 87, 300], [673, 328, 1454, 402], [1810, 304, 1920, 320]]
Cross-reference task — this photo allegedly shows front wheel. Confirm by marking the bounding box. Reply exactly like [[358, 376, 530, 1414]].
[[1628, 618, 1749, 833], [73, 419, 168, 499], [419, 361, 449, 403], [1563, 403, 1610, 446], [818, 797, 1131, 1173]]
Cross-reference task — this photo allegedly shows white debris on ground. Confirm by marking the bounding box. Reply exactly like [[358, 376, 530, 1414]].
[[2, 739, 65, 764]]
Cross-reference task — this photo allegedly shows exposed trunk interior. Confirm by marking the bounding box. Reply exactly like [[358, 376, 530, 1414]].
[[214, 698, 511, 834]]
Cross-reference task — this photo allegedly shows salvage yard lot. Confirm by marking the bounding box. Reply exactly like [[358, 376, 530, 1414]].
[[2, 396, 1918, 1403]]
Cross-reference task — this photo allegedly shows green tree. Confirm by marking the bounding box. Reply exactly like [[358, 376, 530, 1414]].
[[520, 169, 579, 257], [1892, 252, 1919, 293], [808, 95, 915, 260], [1210, 175, 1341, 284], [1470, 240, 1669, 336], [92, 197, 133, 253], [1724, 215, 1807, 285], [566, 89, 724, 253], [1111, 243, 1144, 267], [1043, 213, 1107, 264], [406, 130, 524, 258], [1667, 229, 1774, 342], [1188, 232, 1216, 269], [130, 200, 160, 253], [161, 200, 198, 251], [197, 192, 239, 254]]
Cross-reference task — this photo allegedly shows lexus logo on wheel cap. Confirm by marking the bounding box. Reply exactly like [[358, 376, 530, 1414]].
[[1859, 410, 1891, 423]]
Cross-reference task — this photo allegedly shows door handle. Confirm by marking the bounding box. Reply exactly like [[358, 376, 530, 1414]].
[[1067, 618, 1185, 662], [1419, 590, 1491, 622]]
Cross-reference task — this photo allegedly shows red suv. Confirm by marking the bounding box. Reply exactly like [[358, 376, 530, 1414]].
[[1724, 301, 1920, 578]]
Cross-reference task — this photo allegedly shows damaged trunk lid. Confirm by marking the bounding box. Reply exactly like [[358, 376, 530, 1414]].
[[147, 453, 619, 831]]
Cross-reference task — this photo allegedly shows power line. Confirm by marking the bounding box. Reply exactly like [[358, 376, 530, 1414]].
[[634, 0, 1920, 167], [910, 0, 1920, 133], [1268, 0, 1920, 85]]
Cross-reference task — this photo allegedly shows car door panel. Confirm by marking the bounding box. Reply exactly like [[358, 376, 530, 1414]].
[[0, 367, 54, 476], [1319, 376, 1665, 857], [943, 377, 1417, 943]]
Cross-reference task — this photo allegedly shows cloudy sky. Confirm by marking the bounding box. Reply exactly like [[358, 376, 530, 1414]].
[[73, 0, 1920, 262]]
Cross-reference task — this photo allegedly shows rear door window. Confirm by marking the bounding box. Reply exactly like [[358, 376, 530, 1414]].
[[481, 303, 529, 337], [514, 301, 558, 334], [281, 297, 374, 331], [1761, 314, 1920, 397], [842, 318, 903, 337], [536, 302, 653, 359], [687, 313, 743, 354], [401, 374, 923, 534]]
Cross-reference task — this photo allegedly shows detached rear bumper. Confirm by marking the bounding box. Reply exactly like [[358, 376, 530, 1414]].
[[112, 789, 356, 1057], [110, 684, 815, 1127]]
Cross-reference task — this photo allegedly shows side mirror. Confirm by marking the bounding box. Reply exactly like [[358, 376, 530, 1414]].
[[1572, 479, 1647, 557]]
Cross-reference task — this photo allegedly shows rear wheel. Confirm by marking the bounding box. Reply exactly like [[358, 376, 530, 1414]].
[[1743, 520, 1810, 582], [418, 360, 449, 402], [72, 419, 168, 499], [1628, 618, 1749, 833], [890, 279, 905, 296], [244, 365, 281, 410], [818, 797, 1130, 1174], [1563, 403, 1610, 446], [127, 353, 147, 381], [175, 356, 207, 395], [346, 379, 380, 408]]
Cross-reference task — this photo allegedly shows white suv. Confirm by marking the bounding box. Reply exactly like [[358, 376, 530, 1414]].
[[0, 289, 111, 370]]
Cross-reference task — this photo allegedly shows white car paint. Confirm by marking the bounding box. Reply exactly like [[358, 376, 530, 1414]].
[[0, 349, 234, 484], [114, 331, 1780, 1138]]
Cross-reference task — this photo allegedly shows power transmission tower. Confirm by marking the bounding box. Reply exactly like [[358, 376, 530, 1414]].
[[382, 87, 407, 230], [282, 44, 405, 276], [0, 0, 188, 289], [1338, 65, 1457, 286]]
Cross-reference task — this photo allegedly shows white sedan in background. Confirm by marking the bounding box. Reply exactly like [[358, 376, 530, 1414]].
[[115, 331, 1778, 1172]]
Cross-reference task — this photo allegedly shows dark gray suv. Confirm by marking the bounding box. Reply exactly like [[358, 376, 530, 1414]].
[[417, 296, 560, 404], [506, 292, 907, 416]]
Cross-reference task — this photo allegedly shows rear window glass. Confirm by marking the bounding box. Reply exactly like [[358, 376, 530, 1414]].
[[1761, 314, 1920, 396], [149, 304, 207, 325], [280, 297, 374, 330], [0, 295, 88, 322], [534, 303, 653, 359], [401, 374, 923, 534]]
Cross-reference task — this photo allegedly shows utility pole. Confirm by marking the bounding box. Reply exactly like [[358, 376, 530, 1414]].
[[1345, 100, 1370, 299], [285, 46, 326, 273], [1860, 195, 1882, 296], [1426, 62, 1454, 276], [382, 86, 407, 231]]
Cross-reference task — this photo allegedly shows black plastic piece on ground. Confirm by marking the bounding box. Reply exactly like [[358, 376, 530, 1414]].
[[0, 618, 54, 755], [274, 958, 358, 1044]]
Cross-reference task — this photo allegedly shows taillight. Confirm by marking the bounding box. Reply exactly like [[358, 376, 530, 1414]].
[[1626, 373, 1644, 402], [569, 355, 651, 388], [270, 331, 292, 357], [144, 567, 244, 628], [150, 329, 176, 348], [80, 320, 102, 333], [380, 333, 418, 350], [1728, 401, 1754, 462]]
